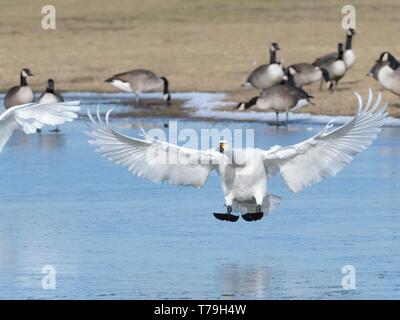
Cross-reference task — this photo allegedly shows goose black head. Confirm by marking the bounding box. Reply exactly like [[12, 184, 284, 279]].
[[46, 79, 55, 93], [236, 96, 258, 111], [378, 52, 399, 70], [271, 42, 280, 51], [379, 52, 390, 62], [347, 28, 356, 36], [269, 43, 280, 64], [21, 68, 33, 78], [20, 68, 33, 86], [160, 77, 171, 104]]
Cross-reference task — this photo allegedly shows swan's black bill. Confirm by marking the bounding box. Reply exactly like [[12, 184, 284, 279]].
[[242, 212, 264, 221], [213, 213, 239, 222]]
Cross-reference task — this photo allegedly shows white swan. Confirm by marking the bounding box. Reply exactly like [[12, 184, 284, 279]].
[[0, 101, 80, 153], [86, 90, 386, 222]]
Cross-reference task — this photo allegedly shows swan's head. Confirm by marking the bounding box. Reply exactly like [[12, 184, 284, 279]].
[[218, 140, 230, 154]]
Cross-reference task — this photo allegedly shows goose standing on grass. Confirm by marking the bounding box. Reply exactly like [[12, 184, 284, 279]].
[[86, 90, 386, 222], [38, 79, 65, 132], [4, 68, 34, 109], [369, 52, 400, 97], [313, 43, 347, 92], [237, 67, 314, 125], [0, 101, 80, 153], [243, 43, 285, 90], [313, 29, 356, 70], [105, 69, 171, 105]]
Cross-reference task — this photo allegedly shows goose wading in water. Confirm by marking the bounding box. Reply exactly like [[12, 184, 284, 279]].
[[86, 90, 386, 222], [237, 67, 314, 125], [0, 101, 80, 153], [105, 69, 171, 105]]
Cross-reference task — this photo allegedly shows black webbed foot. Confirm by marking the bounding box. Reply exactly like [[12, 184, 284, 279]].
[[213, 213, 239, 222], [242, 212, 264, 222], [213, 205, 239, 222]]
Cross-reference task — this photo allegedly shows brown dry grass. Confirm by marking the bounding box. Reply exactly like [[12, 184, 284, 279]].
[[1, 0, 400, 116]]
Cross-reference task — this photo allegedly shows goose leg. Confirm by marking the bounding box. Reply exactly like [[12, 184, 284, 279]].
[[329, 81, 334, 93], [135, 94, 140, 105], [242, 194, 264, 221], [50, 126, 60, 133], [275, 111, 279, 126], [285, 110, 289, 125], [319, 76, 323, 91]]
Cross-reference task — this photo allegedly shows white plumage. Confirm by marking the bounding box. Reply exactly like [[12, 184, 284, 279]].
[[0, 101, 81, 152], [86, 90, 386, 219]]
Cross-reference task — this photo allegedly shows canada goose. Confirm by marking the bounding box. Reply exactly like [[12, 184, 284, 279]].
[[105, 69, 171, 105], [38, 79, 65, 132], [243, 43, 285, 90], [367, 59, 389, 81], [4, 68, 34, 109], [314, 43, 346, 91], [287, 63, 323, 87], [237, 67, 313, 125], [313, 28, 356, 70], [371, 52, 400, 96]]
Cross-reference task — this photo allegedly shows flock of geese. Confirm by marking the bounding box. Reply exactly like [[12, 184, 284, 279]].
[[0, 28, 395, 222]]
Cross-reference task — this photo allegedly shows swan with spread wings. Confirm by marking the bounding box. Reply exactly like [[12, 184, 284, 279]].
[[86, 89, 387, 222], [0, 101, 80, 153]]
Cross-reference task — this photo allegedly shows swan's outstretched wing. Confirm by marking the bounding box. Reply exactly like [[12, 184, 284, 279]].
[[0, 101, 81, 152], [86, 109, 222, 188], [262, 89, 387, 193]]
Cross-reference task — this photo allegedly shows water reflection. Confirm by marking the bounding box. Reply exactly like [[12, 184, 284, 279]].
[[38, 132, 66, 151], [7, 131, 66, 151], [216, 264, 272, 299]]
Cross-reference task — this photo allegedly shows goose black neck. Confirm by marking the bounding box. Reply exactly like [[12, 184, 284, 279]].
[[161, 77, 169, 94], [286, 72, 296, 87], [345, 34, 352, 50], [269, 49, 277, 64], [20, 74, 27, 86], [246, 96, 258, 109], [337, 47, 344, 60], [389, 55, 400, 70]]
